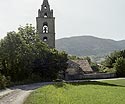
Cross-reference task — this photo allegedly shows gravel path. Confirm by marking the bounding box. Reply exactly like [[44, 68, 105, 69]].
[[0, 82, 54, 104]]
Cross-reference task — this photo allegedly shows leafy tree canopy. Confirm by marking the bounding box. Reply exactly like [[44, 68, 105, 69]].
[[103, 50, 125, 76], [0, 24, 68, 82]]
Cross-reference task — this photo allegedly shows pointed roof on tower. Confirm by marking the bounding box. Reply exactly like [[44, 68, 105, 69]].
[[38, 0, 53, 17], [42, 0, 49, 6], [41, 0, 50, 10]]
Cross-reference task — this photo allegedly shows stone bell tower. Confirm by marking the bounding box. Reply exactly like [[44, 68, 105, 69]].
[[36, 0, 55, 48]]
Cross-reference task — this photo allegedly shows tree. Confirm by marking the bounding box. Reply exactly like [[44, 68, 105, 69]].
[[0, 24, 68, 82], [114, 57, 125, 77], [104, 51, 122, 68], [32, 49, 68, 81]]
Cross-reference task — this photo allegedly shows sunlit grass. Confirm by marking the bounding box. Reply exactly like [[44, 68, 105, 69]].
[[24, 79, 125, 104], [100, 79, 125, 87]]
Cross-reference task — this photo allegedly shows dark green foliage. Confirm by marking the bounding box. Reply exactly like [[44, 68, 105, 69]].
[[103, 51, 122, 68], [0, 25, 42, 81], [0, 24, 68, 84], [32, 50, 68, 81], [91, 62, 99, 72], [0, 74, 6, 89], [103, 50, 125, 76], [114, 57, 125, 77], [0, 73, 11, 89]]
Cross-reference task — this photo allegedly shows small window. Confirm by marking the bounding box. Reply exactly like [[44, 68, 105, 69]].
[[43, 37, 48, 42], [44, 13, 47, 18]]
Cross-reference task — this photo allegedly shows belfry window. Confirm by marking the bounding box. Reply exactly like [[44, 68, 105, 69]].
[[44, 13, 47, 18], [44, 5, 47, 9], [43, 37, 48, 42], [43, 22, 48, 33], [43, 25, 48, 33]]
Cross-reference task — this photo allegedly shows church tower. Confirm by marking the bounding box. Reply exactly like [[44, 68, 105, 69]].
[[36, 0, 55, 48]]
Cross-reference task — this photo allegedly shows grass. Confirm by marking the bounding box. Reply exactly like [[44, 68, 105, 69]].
[[100, 79, 125, 87], [24, 79, 125, 104]]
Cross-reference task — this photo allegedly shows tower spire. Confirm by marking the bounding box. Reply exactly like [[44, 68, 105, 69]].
[[43, 0, 49, 4], [41, 0, 50, 12], [42, 0, 49, 6]]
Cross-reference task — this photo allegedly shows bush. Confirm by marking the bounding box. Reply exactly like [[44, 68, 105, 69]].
[[91, 63, 99, 72], [102, 50, 125, 75], [103, 68, 116, 73], [0, 74, 11, 89], [114, 57, 125, 77], [30, 73, 42, 82]]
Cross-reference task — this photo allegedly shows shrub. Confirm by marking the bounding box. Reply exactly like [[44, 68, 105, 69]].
[[91, 63, 99, 72], [114, 57, 125, 77], [103, 68, 116, 73], [0, 74, 11, 89]]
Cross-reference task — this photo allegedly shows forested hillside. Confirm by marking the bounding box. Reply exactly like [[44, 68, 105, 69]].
[[56, 36, 125, 57]]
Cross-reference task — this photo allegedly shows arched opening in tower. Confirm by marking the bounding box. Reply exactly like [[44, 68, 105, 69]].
[[44, 13, 48, 18], [43, 22, 48, 33], [43, 37, 48, 42], [44, 5, 47, 9]]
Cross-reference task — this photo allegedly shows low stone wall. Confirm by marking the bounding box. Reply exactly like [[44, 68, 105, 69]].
[[82, 73, 116, 79], [65, 73, 116, 80]]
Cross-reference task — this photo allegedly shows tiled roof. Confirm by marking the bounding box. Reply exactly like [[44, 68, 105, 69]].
[[67, 60, 93, 74]]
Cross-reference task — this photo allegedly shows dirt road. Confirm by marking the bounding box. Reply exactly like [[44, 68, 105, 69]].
[[0, 82, 53, 104]]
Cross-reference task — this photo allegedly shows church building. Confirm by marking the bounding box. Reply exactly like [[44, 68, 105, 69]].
[[36, 0, 55, 48]]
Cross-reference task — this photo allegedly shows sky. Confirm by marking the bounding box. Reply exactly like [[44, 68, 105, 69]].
[[0, 0, 125, 40]]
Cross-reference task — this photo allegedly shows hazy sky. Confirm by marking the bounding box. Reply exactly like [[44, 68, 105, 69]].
[[0, 0, 125, 40]]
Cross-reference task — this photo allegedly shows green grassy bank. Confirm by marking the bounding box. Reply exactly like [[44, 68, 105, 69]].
[[24, 79, 125, 104]]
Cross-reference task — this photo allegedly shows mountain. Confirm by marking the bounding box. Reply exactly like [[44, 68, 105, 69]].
[[56, 36, 125, 57]]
